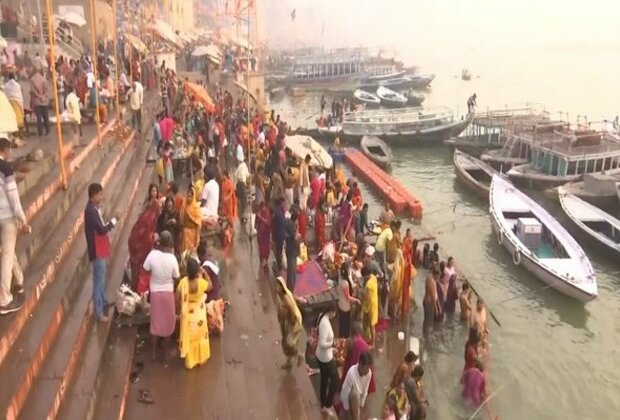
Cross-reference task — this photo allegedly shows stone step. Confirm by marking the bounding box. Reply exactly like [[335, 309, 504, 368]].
[[0, 129, 121, 371], [17, 138, 153, 420], [0, 130, 140, 420]]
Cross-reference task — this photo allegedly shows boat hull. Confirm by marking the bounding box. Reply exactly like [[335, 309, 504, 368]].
[[361, 136, 392, 170], [490, 217, 596, 302], [559, 187, 620, 256], [444, 133, 503, 157], [344, 114, 472, 146], [508, 166, 581, 190], [453, 151, 492, 198]]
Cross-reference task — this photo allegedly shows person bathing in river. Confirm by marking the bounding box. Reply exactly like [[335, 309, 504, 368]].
[[461, 359, 487, 408], [464, 327, 481, 371], [422, 271, 440, 338], [470, 298, 489, 350], [390, 351, 418, 388], [444, 274, 459, 317], [421, 243, 431, 269], [459, 282, 473, 322]]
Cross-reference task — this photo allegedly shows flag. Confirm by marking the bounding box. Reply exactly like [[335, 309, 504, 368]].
[[291, 9, 296, 21]]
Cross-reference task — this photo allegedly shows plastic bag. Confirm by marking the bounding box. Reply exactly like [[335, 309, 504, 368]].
[[116, 284, 141, 316]]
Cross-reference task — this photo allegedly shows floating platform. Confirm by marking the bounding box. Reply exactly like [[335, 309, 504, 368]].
[[344, 149, 423, 219]]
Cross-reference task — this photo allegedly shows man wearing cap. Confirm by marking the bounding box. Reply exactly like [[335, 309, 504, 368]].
[[362, 245, 383, 279], [0, 138, 30, 315]]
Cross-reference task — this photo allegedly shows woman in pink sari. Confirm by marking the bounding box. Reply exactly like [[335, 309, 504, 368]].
[[255, 201, 272, 271]]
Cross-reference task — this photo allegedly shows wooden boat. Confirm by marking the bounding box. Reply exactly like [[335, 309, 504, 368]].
[[376, 86, 407, 107], [461, 69, 471, 80], [507, 128, 620, 189], [353, 89, 381, 106], [489, 175, 597, 301], [362, 70, 406, 83], [360, 135, 393, 169], [549, 172, 620, 209], [558, 186, 620, 255], [453, 150, 498, 197], [342, 106, 473, 146], [286, 135, 333, 169]]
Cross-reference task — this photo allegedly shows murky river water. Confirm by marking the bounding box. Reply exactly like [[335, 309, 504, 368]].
[[269, 94, 620, 418]]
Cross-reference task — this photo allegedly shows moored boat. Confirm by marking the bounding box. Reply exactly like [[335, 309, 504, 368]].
[[461, 69, 471, 80], [558, 186, 620, 255], [376, 86, 408, 107], [353, 89, 381, 106], [548, 172, 620, 209], [453, 150, 498, 197], [507, 128, 620, 189], [489, 175, 597, 301], [342, 106, 473, 146], [286, 135, 333, 169], [360, 135, 393, 169]]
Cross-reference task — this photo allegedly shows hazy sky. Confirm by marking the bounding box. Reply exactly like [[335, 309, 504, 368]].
[[261, 0, 620, 51]]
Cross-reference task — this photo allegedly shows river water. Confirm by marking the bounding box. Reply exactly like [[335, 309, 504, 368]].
[[263, 1, 620, 417], [268, 82, 619, 420]]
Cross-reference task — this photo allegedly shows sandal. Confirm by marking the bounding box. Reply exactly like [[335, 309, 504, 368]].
[[137, 389, 154, 404]]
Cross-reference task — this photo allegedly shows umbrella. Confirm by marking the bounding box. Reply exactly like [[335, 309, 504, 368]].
[[58, 11, 87, 27], [0, 91, 19, 134], [285, 135, 333, 169], [192, 44, 221, 58], [184, 82, 215, 112], [124, 33, 148, 53]]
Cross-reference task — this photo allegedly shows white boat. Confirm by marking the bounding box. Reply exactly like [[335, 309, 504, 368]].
[[353, 89, 381, 106], [342, 106, 473, 145], [376, 86, 407, 107], [489, 175, 597, 301], [285, 135, 333, 169], [558, 186, 620, 255]]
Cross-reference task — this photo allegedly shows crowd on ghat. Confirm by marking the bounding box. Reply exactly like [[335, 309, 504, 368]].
[[93, 54, 494, 416], [0, 30, 497, 417]]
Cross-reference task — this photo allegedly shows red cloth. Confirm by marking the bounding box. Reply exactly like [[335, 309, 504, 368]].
[[256, 207, 272, 260], [309, 177, 321, 209], [94, 232, 111, 259], [128, 201, 159, 288], [160, 117, 174, 142], [298, 210, 307, 241]]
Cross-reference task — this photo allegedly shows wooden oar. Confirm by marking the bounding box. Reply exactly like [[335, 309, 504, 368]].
[[467, 383, 504, 420], [463, 276, 502, 328]]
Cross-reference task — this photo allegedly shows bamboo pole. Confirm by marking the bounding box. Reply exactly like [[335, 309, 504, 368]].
[[43, 0, 67, 188], [88, 0, 103, 146], [111, 0, 122, 126]]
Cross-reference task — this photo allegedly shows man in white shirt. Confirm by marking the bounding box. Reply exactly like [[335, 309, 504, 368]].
[[65, 86, 82, 136], [256, 126, 265, 146], [126, 81, 144, 133], [234, 152, 250, 221], [340, 352, 374, 420], [200, 175, 220, 224]]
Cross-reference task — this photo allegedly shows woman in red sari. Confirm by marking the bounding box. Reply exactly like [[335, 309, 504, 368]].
[[129, 198, 160, 294], [219, 170, 238, 222], [255, 201, 272, 271]]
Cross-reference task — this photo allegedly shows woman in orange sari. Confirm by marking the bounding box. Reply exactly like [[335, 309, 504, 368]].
[[219, 170, 238, 222], [401, 228, 416, 320], [181, 187, 202, 253]]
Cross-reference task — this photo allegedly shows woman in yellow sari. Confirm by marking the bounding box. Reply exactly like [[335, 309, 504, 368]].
[[275, 276, 303, 369], [180, 187, 202, 253], [388, 248, 405, 320], [177, 258, 211, 369]]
